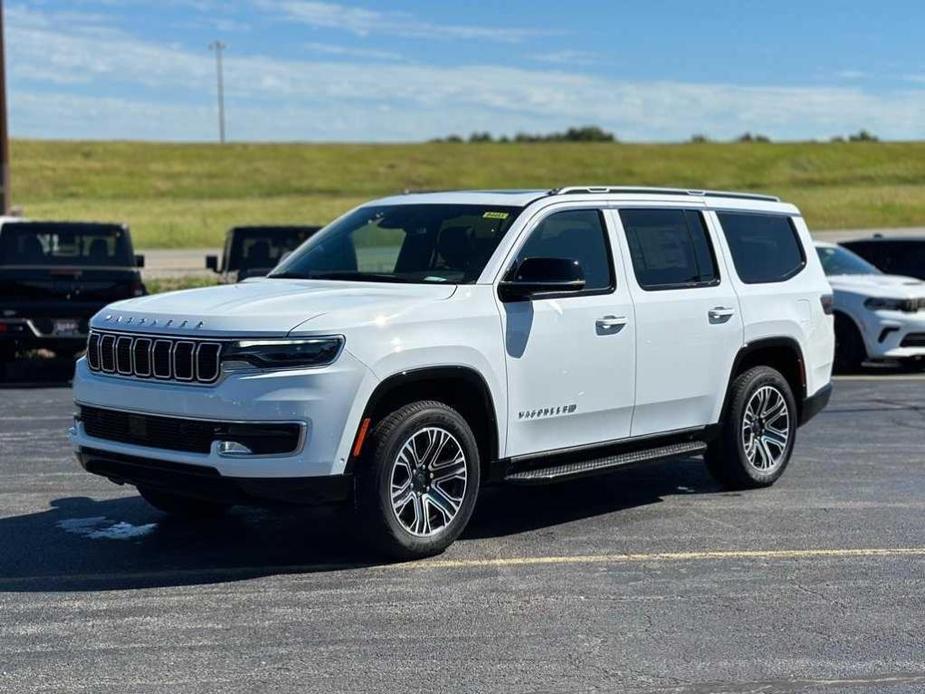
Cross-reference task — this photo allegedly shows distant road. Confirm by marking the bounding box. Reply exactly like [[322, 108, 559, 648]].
[[139, 227, 925, 279], [813, 226, 925, 242]]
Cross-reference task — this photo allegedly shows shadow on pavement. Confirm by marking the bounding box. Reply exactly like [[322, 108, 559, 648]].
[[0, 457, 722, 593]]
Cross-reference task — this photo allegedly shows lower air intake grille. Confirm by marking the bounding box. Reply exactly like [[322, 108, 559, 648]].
[[79, 406, 302, 455], [901, 333, 925, 348]]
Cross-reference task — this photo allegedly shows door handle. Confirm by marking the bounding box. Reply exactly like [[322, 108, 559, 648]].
[[708, 307, 735, 324], [596, 315, 627, 333]]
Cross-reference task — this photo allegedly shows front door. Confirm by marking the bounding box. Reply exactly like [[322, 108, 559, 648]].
[[499, 207, 637, 458]]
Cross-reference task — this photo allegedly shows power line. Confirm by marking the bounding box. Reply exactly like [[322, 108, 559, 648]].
[[208, 40, 226, 144]]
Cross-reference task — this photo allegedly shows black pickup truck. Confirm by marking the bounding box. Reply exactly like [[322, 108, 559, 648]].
[[0, 221, 146, 365], [206, 225, 320, 281]]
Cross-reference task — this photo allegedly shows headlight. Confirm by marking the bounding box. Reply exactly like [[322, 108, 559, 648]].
[[864, 297, 916, 312], [222, 336, 344, 369]]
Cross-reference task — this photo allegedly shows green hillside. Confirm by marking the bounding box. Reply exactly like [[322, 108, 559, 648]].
[[12, 139, 925, 248]]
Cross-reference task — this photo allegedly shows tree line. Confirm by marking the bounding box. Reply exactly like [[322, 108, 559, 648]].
[[431, 126, 881, 144]]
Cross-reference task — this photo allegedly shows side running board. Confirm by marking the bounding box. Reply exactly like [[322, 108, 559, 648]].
[[504, 440, 707, 484]]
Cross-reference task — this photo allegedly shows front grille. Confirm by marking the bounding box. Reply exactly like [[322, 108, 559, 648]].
[[79, 406, 303, 455], [901, 333, 925, 348], [87, 330, 222, 384]]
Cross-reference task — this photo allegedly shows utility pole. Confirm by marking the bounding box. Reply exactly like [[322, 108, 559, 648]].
[[0, 0, 11, 214], [208, 40, 226, 144]]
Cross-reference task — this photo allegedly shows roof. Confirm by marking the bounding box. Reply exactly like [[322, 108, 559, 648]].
[[369, 186, 796, 213]]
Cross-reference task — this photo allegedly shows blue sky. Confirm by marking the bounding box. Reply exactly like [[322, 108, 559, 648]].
[[8, 1, 925, 141]]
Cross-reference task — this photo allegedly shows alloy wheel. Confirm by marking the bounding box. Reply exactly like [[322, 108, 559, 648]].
[[741, 385, 791, 473], [389, 426, 468, 537]]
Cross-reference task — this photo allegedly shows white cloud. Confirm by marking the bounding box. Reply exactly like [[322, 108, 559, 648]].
[[529, 50, 601, 67], [303, 41, 404, 62], [256, 1, 546, 43], [8, 5, 925, 142]]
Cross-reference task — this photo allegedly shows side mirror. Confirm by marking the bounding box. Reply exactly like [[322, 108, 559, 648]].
[[134, 254, 145, 268], [205, 255, 219, 272], [498, 257, 586, 302]]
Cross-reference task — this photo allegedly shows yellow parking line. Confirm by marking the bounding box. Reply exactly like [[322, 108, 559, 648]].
[[402, 547, 925, 570]]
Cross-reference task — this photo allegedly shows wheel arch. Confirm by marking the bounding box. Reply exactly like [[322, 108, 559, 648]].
[[832, 308, 869, 352], [347, 365, 500, 478], [722, 337, 807, 422]]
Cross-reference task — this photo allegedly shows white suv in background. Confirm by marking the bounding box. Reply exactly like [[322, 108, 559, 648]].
[[815, 241, 925, 371], [70, 187, 834, 559]]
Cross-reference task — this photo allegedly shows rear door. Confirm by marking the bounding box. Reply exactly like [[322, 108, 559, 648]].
[[499, 207, 636, 457], [610, 206, 744, 437]]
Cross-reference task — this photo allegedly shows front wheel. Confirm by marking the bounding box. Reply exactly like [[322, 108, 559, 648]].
[[356, 401, 480, 560], [705, 366, 797, 489]]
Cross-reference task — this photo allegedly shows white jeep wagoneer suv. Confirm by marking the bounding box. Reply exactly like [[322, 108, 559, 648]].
[[70, 187, 835, 559]]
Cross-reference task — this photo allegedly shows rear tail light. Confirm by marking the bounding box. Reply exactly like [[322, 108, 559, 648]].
[[820, 293, 834, 315]]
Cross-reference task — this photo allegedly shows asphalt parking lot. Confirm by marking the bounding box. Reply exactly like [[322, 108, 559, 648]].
[[1, 364, 924, 693]]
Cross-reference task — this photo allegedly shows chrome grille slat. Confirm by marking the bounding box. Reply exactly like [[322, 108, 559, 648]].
[[87, 330, 222, 385]]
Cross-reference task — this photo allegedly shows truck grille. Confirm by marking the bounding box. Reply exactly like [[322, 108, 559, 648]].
[[79, 406, 303, 455], [86, 330, 222, 384]]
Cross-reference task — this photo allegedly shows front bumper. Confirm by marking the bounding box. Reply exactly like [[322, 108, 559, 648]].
[[70, 348, 380, 479], [77, 446, 353, 506], [859, 310, 925, 360]]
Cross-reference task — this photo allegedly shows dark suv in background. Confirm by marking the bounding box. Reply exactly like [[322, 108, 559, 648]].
[[206, 225, 320, 281], [841, 236, 925, 280], [0, 221, 146, 367]]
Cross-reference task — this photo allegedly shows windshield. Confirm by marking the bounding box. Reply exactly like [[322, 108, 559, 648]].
[[0, 222, 134, 267], [270, 204, 522, 283], [816, 245, 881, 276]]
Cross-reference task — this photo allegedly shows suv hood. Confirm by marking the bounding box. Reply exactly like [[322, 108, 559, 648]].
[[91, 278, 457, 337], [827, 273, 925, 298]]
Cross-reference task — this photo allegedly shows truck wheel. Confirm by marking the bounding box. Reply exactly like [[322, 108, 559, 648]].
[[138, 486, 230, 519], [356, 400, 480, 560], [834, 314, 866, 373], [705, 366, 797, 490]]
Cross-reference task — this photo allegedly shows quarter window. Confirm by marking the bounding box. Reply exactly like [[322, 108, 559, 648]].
[[717, 212, 805, 284], [513, 209, 614, 293], [619, 209, 719, 290]]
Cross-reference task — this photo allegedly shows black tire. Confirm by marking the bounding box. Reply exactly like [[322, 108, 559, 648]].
[[0, 343, 14, 378], [356, 400, 480, 560], [834, 313, 866, 374], [705, 366, 797, 490], [138, 486, 231, 519]]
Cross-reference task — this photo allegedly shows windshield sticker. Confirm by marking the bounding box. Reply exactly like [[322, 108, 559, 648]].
[[482, 211, 510, 220]]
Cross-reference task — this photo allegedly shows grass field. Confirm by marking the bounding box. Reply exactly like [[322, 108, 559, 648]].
[[12, 139, 925, 249]]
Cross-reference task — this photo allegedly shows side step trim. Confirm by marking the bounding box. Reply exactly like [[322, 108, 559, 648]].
[[504, 441, 707, 484]]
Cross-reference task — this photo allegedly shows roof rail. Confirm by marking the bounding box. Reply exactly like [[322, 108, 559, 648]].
[[548, 186, 780, 202]]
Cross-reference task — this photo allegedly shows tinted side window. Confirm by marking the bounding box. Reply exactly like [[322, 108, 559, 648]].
[[619, 209, 719, 290], [718, 212, 805, 284], [514, 209, 614, 292], [845, 241, 925, 278]]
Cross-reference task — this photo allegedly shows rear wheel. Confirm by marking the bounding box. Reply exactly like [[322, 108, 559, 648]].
[[356, 400, 480, 560], [138, 486, 231, 519], [834, 313, 866, 373], [705, 366, 797, 489]]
